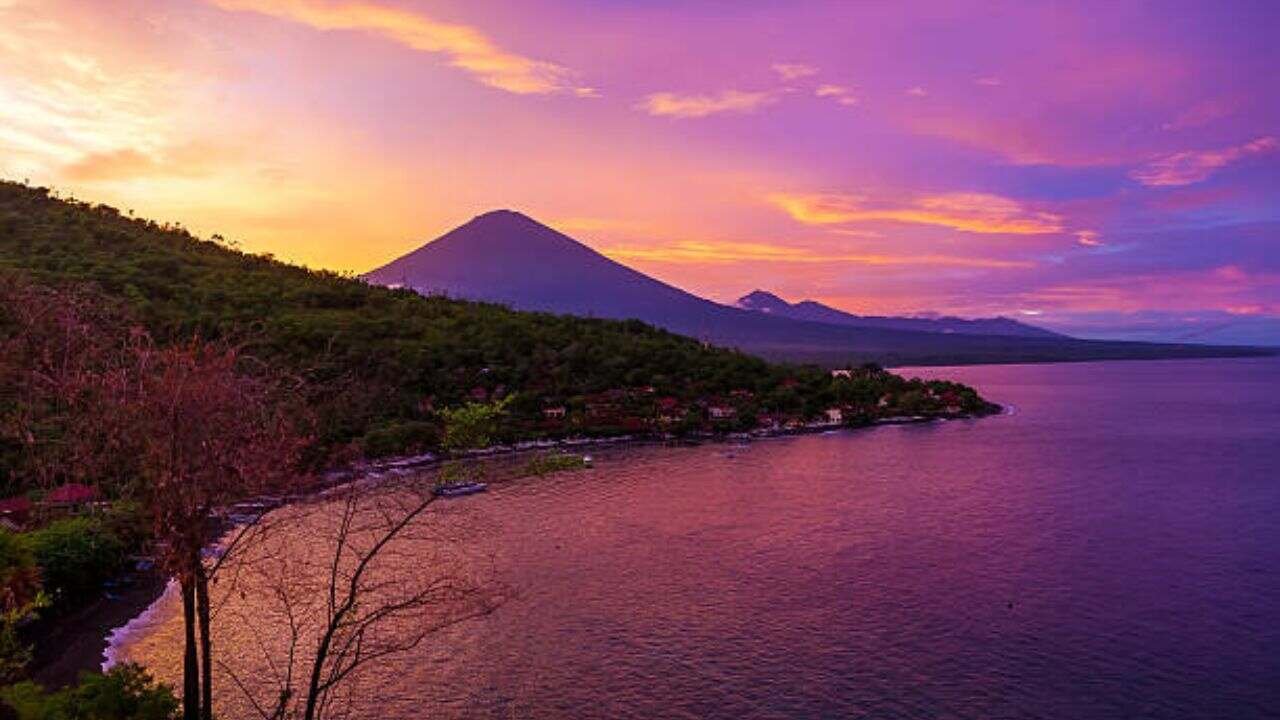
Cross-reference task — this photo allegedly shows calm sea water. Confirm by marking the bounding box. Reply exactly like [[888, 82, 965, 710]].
[[114, 358, 1280, 719]]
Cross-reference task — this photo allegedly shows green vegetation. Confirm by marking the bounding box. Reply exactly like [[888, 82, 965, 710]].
[[0, 503, 148, 681], [1, 665, 177, 720], [0, 532, 45, 684], [521, 453, 589, 477], [21, 518, 125, 613], [441, 397, 513, 452]]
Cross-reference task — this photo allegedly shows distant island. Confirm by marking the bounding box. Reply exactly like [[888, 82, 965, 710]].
[[363, 209, 1272, 366], [734, 289, 1063, 338]]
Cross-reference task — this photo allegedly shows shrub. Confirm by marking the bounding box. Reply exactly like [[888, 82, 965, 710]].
[[521, 453, 587, 477], [0, 664, 178, 720], [0, 533, 43, 683], [21, 519, 125, 612], [95, 503, 149, 557], [360, 420, 441, 459]]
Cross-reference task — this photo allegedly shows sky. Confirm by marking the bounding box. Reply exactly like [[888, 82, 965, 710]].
[[2, 0, 1278, 344]]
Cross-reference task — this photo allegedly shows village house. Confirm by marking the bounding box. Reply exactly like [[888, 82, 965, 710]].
[[542, 405, 567, 419], [43, 482, 102, 516], [585, 393, 621, 419], [707, 404, 736, 420], [831, 369, 853, 379], [825, 407, 844, 424], [656, 397, 683, 424]]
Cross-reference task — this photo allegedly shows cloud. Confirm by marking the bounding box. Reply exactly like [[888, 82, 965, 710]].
[[768, 192, 1065, 234], [602, 239, 1030, 268], [0, 6, 180, 179], [975, 77, 1002, 86], [905, 86, 927, 97], [61, 142, 236, 182], [1160, 99, 1233, 131], [772, 62, 818, 81], [1027, 266, 1280, 315], [206, 0, 586, 95], [1075, 230, 1103, 246], [1129, 136, 1277, 187], [62, 148, 160, 180], [638, 90, 776, 118], [815, 84, 858, 106]]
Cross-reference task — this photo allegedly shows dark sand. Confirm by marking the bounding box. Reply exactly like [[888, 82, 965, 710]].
[[27, 568, 168, 689]]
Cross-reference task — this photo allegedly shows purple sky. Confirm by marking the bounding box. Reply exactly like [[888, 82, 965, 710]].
[[2, 0, 1278, 343]]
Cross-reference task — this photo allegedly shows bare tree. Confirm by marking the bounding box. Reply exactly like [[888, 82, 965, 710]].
[[211, 474, 506, 720], [123, 336, 312, 720]]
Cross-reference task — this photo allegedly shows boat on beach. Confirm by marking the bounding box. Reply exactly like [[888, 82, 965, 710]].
[[433, 482, 489, 498]]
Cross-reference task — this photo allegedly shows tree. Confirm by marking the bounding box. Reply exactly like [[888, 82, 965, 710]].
[[122, 336, 312, 720], [0, 279, 139, 495], [439, 397, 512, 452], [212, 473, 506, 720]]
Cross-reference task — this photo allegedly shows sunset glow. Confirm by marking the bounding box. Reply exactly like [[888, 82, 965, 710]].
[[3, 0, 1277, 342]]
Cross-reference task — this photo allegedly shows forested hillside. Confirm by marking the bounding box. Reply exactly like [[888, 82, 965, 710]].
[[0, 181, 991, 459]]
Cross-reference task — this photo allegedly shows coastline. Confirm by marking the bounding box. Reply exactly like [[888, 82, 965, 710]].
[[353, 405, 1003, 480], [34, 406, 1001, 687], [27, 566, 169, 689]]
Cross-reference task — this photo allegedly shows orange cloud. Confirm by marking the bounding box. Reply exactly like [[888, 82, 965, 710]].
[[768, 192, 1065, 234], [815, 84, 858, 106], [62, 148, 161, 181], [61, 142, 242, 182], [206, 0, 588, 95], [1129, 136, 1277, 187], [601, 239, 1031, 269], [638, 90, 776, 118]]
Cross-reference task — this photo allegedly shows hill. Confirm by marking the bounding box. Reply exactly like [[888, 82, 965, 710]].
[[364, 211, 1269, 365], [735, 290, 1063, 338], [0, 181, 993, 460]]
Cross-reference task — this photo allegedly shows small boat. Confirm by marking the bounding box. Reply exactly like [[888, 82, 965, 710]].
[[582, 455, 594, 467], [433, 482, 488, 498]]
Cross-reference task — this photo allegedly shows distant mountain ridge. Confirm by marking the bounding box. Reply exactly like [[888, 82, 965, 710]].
[[735, 290, 1064, 339], [363, 210, 1271, 366]]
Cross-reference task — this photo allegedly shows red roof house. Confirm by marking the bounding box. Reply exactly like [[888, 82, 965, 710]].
[[45, 483, 100, 505]]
